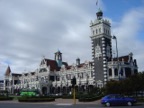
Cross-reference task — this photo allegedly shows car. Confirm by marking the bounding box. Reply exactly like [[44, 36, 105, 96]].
[[101, 94, 137, 107]]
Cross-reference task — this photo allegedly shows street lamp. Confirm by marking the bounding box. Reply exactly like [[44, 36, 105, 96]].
[[112, 35, 120, 80], [79, 76, 81, 92], [112, 35, 118, 60], [86, 74, 89, 93]]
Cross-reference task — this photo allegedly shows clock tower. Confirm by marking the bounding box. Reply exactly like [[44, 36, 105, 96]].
[[90, 8, 112, 87]]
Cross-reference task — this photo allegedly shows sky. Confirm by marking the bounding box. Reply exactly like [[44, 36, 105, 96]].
[[0, 0, 144, 79]]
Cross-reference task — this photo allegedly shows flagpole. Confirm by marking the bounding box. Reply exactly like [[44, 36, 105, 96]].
[[96, 0, 99, 9]]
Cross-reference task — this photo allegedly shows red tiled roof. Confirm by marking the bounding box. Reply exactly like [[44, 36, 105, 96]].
[[44, 59, 68, 71], [113, 55, 129, 62], [78, 63, 85, 68], [45, 59, 59, 71], [66, 66, 72, 70]]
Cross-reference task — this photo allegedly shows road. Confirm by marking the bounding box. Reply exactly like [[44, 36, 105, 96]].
[[0, 102, 144, 108]]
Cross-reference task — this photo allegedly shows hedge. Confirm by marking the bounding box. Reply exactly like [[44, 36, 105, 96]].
[[18, 97, 55, 102], [0, 97, 13, 101], [78, 95, 103, 102]]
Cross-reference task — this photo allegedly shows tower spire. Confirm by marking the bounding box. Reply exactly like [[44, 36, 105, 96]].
[[96, 0, 103, 20], [96, 8, 103, 20], [5, 65, 11, 76]]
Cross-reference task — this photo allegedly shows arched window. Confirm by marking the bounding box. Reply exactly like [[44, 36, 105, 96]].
[[109, 69, 112, 76]]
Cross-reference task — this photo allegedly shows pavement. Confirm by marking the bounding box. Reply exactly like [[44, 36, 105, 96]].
[[0, 98, 101, 105]]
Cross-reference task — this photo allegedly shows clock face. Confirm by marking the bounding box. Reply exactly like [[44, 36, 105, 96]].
[[95, 44, 102, 58]]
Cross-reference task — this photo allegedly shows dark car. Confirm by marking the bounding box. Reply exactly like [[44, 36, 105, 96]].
[[101, 94, 137, 107]]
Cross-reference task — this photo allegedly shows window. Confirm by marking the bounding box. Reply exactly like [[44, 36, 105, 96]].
[[81, 73, 83, 79], [108, 30, 109, 35], [114, 69, 118, 76], [62, 76, 64, 80], [49, 76, 54, 81], [109, 69, 112, 76], [56, 76, 60, 81], [93, 30, 95, 35], [119, 69, 123, 76], [96, 29, 97, 34], [91, 71, 93, 77], [41, 77, 45, 81], [99, 28, 101, 33], [77, 73, 80, 78]]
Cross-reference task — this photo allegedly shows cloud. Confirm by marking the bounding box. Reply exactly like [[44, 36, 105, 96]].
[[0, 0, 144, 80], [0, 0, 95, 79], [112, 7, 144, 71]]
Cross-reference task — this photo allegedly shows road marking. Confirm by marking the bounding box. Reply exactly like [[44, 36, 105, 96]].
[[56, 103, 73, 106]]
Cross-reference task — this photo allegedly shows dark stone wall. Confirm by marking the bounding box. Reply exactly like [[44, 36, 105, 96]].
[[93, 37, 104, 82], [94, 57, 104, 81], [92, 36, 112, 82]]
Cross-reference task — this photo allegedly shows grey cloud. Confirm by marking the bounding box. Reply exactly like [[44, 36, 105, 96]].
[[0, 0, 94, 79]]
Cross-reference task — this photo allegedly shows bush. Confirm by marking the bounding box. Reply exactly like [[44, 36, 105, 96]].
[[0, 97, 13, 101], [78, 94, 103, 102], [62, 95, 73, 99], [18, 96, 55, 102]]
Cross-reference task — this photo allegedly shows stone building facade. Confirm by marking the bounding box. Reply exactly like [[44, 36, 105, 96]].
[[0, 80, 4, 90]]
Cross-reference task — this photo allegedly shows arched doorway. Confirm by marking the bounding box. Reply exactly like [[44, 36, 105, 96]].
[[42, 87, 47, 95]]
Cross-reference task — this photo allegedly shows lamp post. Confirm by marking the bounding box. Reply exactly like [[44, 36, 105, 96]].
[[36, 76, 39, 93], [112, 35, 120, 80], [112, 36, 118, 60], [79, 76, 81, 92], [86, 74, 89, 93]]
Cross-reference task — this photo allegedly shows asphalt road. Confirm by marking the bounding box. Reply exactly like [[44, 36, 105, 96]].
[[0, 103, 144, 108]]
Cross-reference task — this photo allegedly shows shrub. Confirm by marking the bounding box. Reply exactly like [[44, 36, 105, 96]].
[[0, 97, 13, 101], [78, 94, 103, 102], [18, 96, 55, 102]]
